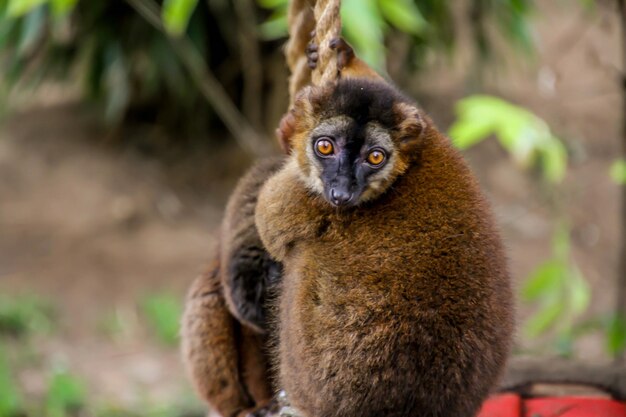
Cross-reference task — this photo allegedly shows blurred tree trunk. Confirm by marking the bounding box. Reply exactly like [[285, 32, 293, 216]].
[[618, 0, 626, 363], [232, 0, 264, 131]]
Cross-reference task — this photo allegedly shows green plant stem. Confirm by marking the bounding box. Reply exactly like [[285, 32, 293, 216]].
[[618, 0, 626, 363], [126, 0, 271, 156]]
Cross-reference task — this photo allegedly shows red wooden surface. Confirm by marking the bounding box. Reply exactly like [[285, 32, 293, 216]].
[[477, 394, 626, 417], [478, 394, 522, 417]]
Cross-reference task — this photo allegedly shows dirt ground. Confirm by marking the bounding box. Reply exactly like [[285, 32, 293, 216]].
[[0, 0, 623, 413]]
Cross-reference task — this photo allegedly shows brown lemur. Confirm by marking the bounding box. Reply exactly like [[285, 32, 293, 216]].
[[181, 157, 284, 417], [182, 38, 514, 417], [254, 39, 515, 417]]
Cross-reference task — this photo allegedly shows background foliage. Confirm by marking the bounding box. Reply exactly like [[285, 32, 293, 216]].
[[0, 0, 534, 137]]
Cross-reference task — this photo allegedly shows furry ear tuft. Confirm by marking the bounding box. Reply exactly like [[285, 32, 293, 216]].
[[292, 86, 316, 121], [276, 87, 315, 154], [276, 110, 296, 154], [276, 84, 334, 153], [393, 102, 425, 150]]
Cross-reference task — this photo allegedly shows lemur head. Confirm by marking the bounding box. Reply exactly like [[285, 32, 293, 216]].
[[282, 78, 425, 208]]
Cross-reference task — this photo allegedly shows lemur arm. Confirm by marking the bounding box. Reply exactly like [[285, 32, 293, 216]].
[[255, 159, 328, 262]]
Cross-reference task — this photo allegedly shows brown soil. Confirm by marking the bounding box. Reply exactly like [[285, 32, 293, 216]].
[[0, 103, 253, 409]]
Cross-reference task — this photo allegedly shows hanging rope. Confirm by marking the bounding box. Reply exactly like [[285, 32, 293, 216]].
[[285, 0, 342, 105], [311, 0, 342, 84]]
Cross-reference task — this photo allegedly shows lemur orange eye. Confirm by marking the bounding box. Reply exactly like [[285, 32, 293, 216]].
[[367, 149, 386, 166], [316, 138, 334, 156]]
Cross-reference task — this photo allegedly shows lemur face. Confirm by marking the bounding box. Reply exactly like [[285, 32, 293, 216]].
[[305, 116, 398, 207], [290, 78, 424, 207]]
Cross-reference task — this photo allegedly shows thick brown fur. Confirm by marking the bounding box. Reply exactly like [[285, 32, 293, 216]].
[[181, 158, 284, 417], [255, 74, 514, 416], [181, 254, 272, 417]]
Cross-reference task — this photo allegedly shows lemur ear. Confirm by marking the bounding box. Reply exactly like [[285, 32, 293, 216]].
[[393, 102, 425, 150], [292, 85, 317, 121], [275, 86, 315, 154], [276, 110, 296, 154]]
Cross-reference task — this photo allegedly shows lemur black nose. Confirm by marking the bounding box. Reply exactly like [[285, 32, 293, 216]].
[[331, 189, 352, 206]]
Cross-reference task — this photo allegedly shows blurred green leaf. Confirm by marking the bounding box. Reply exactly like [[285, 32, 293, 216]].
[[524, 301, 562, 338], [162, 0, 199, 37], [521, 260, 564, 302], [256, 0, 287, 39], [0, 348, 23, 417], [342, 0, 385, 71], [568, 266, 590, 315], [257, 0, 287, 9], [50, 0, 77, 17], [607, 315, 626, 356], [521, 224, 592, 350], [141, 293, 182, 346], [495, 5, 533, 53], [16, 4, 45, 56], [259, 11, 287, 40], [46, 368, 86, 417], [539, 137, 567, 183], [378, 0, 427, 35], [0, 15, 19, 50], [451, 96, 523, 149], [449, 118, 495, 150], [450, 95, 567, 183], [6, 0, 47, 17], [610, 159, 626, 185], [0, 295, 54, 337]]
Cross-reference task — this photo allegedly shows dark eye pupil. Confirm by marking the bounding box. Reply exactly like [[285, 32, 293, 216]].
[[369, 150, 384, 165], [318, 140, 332, 154]]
